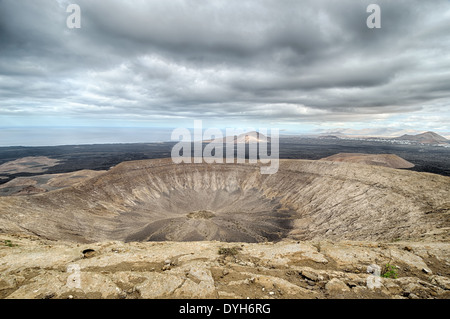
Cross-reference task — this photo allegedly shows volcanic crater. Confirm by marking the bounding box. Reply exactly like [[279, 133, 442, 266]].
[[0, 158, 448, 243]]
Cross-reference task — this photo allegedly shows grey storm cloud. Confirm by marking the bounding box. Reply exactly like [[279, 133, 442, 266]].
[[0, 0, 450, 126]]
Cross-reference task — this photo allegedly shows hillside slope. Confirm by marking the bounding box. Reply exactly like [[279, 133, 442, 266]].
[[319, 153, 415, 169]]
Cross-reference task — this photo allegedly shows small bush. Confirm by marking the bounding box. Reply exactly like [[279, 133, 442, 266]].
[[218, 246, 240, 256], [381, 263, 398, 279], [3, 240, 17, 247]]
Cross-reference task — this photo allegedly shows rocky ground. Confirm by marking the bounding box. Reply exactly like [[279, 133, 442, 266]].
[[0, 159, 448, 300], [1, 233, 449, 299]]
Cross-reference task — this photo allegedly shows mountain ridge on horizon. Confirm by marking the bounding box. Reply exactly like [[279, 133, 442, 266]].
[[396, 131, 449, 143], [318, 129, 450, 142]]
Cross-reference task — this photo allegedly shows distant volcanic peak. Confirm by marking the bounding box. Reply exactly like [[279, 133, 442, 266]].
[[397, 131, 448, 144], [204, 131, 271, 144], [235, 131, 271, 143], [319, 153, 415, 169]]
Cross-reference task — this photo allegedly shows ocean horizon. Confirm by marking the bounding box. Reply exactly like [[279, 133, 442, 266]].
[[0, 127, 176, 147]]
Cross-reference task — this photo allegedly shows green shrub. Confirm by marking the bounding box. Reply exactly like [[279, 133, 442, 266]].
[[381, 263, 398, 279], [3, 240, 17, 247]]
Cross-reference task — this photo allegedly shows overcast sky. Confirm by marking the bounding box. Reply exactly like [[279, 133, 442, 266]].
[[1, 0, 450, 134]]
